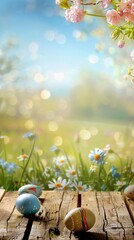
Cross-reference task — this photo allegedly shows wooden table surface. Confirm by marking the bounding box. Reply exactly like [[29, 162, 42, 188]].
[[0, 190, 134, 240]]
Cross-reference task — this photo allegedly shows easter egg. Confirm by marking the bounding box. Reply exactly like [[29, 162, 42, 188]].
[[18, 184, 42, 197], [16, 193, 40, 215], [64, 207, 95, 232], [124, 185, 134, 200]]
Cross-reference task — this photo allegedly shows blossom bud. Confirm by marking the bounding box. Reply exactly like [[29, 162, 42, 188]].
[[117, 39, 125, 48]]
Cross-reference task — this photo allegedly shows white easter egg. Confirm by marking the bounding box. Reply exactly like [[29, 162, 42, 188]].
[[18, 184, 42, 197], [124, 185, 134, 200]]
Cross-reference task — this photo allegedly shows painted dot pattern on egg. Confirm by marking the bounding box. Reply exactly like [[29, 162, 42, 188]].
[[16, 193, 40, 215]]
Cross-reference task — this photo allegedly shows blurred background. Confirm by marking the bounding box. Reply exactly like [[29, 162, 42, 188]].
[[0, 0, 134, 161]]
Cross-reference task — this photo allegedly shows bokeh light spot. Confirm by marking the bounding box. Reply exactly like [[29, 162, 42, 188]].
[[114, 131, 121, 142], [73, 30, 87, 41], [90, 126, 98, 136], [34, 72, 46, 83], [28, 42, 39, 53], [54, 136, 63, 146], [4, 136, 10, 144], [25, 120, 34, 129], [54, 72, 65, 81], [45, 30, 55, 41], [56, 34, 66, 44], [35, 147, 43, 156], [40, 89, 51, 100], [88, 55, 99, 64], [131, 129, 134, 137], [80, 129, 91, 140], [48, 121, 58, 131]]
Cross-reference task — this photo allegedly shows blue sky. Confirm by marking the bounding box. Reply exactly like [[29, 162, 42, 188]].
[[0, 0, 132, 93]]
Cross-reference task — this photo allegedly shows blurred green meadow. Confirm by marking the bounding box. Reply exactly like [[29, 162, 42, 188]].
[[1, 72, 134, 191], [1, 110, 134, 164], [0, 109, 134, 191]]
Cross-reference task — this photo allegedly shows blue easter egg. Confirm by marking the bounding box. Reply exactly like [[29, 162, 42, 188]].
[[16, 193, 40, 215], [18, 184, 42, 197]]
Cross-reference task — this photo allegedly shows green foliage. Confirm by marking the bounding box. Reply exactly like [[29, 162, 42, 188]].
[[0, 131, 133, 192], [111, 24, 134, 41], [59, 0, 70, 9]]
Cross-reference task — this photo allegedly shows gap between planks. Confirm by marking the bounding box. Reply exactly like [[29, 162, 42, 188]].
[[0, 191, 134, 240]]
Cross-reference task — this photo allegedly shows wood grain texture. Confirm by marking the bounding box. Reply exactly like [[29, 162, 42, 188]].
[[0, 191, 18, 238], [0, 191, 133, 240], [124, 196, 134, 224], [0, 191, 33, 240], [81, 191, 134, 240], [29, 191, 78, 240], [0, 189, 5, 200]]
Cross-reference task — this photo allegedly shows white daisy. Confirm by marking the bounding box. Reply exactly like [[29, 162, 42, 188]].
[[89, 165, 97, 172], [48, 176, 70, 190], [17, 154, 29, 161], [72, 181, 88, 192], [66, 165, 77, 179], [54, 155, 67, 166]]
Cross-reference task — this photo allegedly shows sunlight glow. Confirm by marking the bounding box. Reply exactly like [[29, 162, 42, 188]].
[[25, 120, 34, 129], [40, 89, 51, 100], [48, 121, 58, 132], [54, 72, 65, 81], [54, 136, 63, 146], [80, 128, 91, 140], [88, 54, 99, 64]]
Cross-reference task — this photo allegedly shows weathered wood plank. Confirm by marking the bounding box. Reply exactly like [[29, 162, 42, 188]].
[[29, 191, 78, 240], [0, 191, 17, 238], [0, 191, 133, 240], [0, 189, 6, 201], [103, 192, 134, 240], [81, 191, 107, 240], [57, 191, 78, 240], [6, 205, 31, 240], [110, 192, 133, 227], [0, 191, 33, 240], [124, 196, 134, 223], [81, 191, 134, 240]]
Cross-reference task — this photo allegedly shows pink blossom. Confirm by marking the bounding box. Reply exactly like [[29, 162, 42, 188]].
[[117, 40, 125, 48], [119, 0, 134, 22], [102, 0, 111, 9], [131, 3, 134, 14], [123, 7, 134, 22], [106, 9, 121, 25], [65, 5, 84, 23], [73, 0, 82, 5], [126, 13, 134, 21], [120, 1, 132, 11]]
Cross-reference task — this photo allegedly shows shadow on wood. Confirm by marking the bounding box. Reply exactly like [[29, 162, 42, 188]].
[[73, 231, 107, 240]]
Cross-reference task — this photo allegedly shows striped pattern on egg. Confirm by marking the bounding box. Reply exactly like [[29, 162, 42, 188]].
[[64, 207, 95, 232]]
